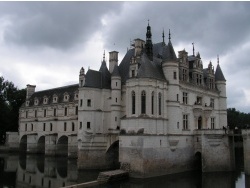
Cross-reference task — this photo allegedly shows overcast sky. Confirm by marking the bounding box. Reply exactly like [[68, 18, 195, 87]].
[[0, 1, 250, 113]]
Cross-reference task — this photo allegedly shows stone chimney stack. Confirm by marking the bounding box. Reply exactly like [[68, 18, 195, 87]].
[[26, 84, 36, 99], [134, 38, 145, 57], [109, 51, 119, 73], [79, 67, 85, 87]]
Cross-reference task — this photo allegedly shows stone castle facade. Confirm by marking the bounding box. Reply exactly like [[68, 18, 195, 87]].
[[18, 23, 233, 178]]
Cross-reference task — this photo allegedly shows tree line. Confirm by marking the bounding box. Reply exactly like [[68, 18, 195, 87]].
[[0, 76, 250, 144]]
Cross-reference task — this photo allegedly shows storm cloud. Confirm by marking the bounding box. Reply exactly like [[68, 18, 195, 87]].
[[0, 1, 250, 113]]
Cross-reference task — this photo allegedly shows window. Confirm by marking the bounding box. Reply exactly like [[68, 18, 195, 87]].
[[72, 122, 75, 131], [182, 69, 187, 81], [87, 122, 90, 129], [183, 92, 188, 104], [196, 96, 202, 105], [64, 122, 67, 131], [116, 98, 117, 103], [54, 108, 56, 116], [151, 92, 154, 115], [116, 82, 118, 87], [81, 80, 83, 87], [80, 99, 83, 107], [183, 114, 188, 130], [177, 94, 179, 101], [115, 117, 117, 121], [210, 98, 214, 108], [50, 123, 52, 131], [25, 124, 27, 131], [80, 122, 82, 129], [44, 109, 46, 117], [64, 107, 67, 116], [87, 99, 91, 107], [35, 110, 37, 118], [43, 123, 46, 131], [26, 111, 28, 118], [41, 178, 44, 186], [141, 91, 146, 114], [132, 91, 136, 114], [75, 106, 78, 115], [211, 117, 215, 129], [158, 93, 162, 115], [174, 71, 177, 79], [132, 70, 135, 77], [31, 124, 33, 131]]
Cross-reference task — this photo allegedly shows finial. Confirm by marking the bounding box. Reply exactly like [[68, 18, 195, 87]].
[[162, 29, 165, 43], [192, 42, 195, 56], [169, 29, 171, 41], [103, 50, 105, 61], [217, 55, 219, 64]]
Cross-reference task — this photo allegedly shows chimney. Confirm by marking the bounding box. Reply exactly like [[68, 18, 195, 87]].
[[134, 38, 145, 57], [109, 51, 119, 73], [26, 84, 36, 99], [79, 67, 85, 87]]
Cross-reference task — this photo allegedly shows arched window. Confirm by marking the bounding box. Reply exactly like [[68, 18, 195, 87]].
[[141, 91, 146, 114], [151, 92, 154, 115], [158, 93, 162, 115], [132, 91, 136, 114]]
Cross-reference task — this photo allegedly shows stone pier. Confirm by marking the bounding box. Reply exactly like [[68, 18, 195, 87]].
[[68, 134, 77, 158], [45, 134, 57, 156], [27, 134, 38, 154], [242, 129, 250, 175]]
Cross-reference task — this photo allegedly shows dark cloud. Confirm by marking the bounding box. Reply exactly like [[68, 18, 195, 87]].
[[0, 2, 122, 50]]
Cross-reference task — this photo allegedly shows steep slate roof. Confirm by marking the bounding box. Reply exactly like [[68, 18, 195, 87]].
[[215, 64, 226, 81], [99, 60, 111, 89], [112, 64, 121, 77], [137, 53, 165, 81], [162, 41, 177, 61], [24, 84, 79, 107]]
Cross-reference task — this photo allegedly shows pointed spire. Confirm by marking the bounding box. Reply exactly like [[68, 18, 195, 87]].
[[192, 42, 195, 56], [103, 50, 105, 61], [215, 62, 226, 81], [145, 20, 153, 60], [162, 29, 165, 44], [169, 29, 171, 42], [217, 55, 219, 64]]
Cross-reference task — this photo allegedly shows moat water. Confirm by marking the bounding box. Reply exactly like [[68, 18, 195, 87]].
[[0, 148, 248, 188]]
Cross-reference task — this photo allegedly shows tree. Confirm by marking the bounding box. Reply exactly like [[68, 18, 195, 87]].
[[0, 76, 26, 144]]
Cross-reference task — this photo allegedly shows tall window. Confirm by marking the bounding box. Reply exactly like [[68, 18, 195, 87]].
[[210, 98, 214, 108], [132, 91, 136, 114], [132, 70, 135, 77], [54, 108, 56, 116], [43, 123, 46, 131], [25, 124, 27, 131], [64, 107, 67, 116], [35, 110, 37, 118], [87, 122, 91, 129], [196, 96, 202, 105], [158, 93, 162, 115], [80, 99, 83, 107], [87, 99, 91, 107], [183, 114, 188, 130], [173, 71, 177, 79], [72, 122, 75, 131], [183, 92, 188, 104], [79, 122, 82, 129], [44, 109, 46, 117], [26, 111, 28, 118], [141, 91, 146, 114], [31, 124, 33, 131], [75, 106, 78, 115], [211, 117, 215, 129], [64, 122, 67, 131], [50, 123, 53, 131], [151, 92, 154, 115]]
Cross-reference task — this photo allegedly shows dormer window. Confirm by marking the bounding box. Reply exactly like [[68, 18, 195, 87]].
[[64, 93, 69, 102], [34, 98, 39, 106], [26, 100, 30, 106], [74, 92, 79, 100], [43, 96, 48, 104], [53, 94, 58, 103]]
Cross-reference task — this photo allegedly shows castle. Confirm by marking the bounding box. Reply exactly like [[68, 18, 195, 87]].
[[17, 23, 234, 178]]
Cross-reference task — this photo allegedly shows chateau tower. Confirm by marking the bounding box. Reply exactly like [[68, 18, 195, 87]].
[[215, 58, 227, 128], [162, 30, 180, 134], [79, 67, 85, 87]]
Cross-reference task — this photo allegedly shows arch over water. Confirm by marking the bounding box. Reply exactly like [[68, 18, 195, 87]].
[[106, 140, 119, 168], [19, 135, 27, 153], [194, 151, 202, 171], [56, 136, 68, 156], [37, 136, 45, 154]]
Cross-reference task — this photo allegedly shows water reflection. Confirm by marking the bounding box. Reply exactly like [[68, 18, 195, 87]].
[[0, 152, 247, 188]]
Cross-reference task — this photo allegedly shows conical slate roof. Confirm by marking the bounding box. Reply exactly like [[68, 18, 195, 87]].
[[162, 41, 177, 61], [137, 53, 165, 81], [112, 64, 120, 77], [99, 60, 111, 89], [215, 64, 226, 81]]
